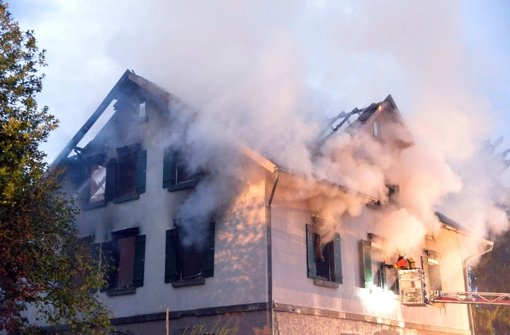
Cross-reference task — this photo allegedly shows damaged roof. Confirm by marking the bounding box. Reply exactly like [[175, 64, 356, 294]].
[[315, 95, 413, 149], [51, 70, 176, 168]]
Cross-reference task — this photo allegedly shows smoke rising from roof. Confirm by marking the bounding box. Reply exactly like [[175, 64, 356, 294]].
[[24, 1, 509, 252]]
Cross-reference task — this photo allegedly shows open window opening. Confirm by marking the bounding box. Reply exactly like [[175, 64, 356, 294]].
[[422, 250, 442, 293], [65, 143, 146, 208], [67, 153, 108, 209], [165, 220, 215, 287], [163, 148, 199, 191], [306, 217, 342, 287], [89, 163, 106, 203], [111, 143, 147, 203], [360, 237, 399, 294]]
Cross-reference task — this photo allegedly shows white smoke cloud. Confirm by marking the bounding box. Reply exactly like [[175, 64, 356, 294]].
[[14, 1, 510, 252]]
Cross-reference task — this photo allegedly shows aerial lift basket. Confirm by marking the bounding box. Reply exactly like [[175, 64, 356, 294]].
[[398, 269, 426, 306]]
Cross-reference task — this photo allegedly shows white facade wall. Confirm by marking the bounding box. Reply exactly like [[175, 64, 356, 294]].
[[270, 189, 471, 334], [74, 98, 269, 319]]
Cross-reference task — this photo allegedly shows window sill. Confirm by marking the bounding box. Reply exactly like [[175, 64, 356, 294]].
[[313, 278, 339, 288], [113, 193, 140, 204], [106, 286, 137, 296], [167, 180, 197, 192], [171, 277, 206, 288]]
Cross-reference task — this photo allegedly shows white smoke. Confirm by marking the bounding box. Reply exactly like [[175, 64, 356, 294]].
[[17, 1, 510, 252]]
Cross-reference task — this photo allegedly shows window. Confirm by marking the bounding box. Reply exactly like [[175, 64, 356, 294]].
[[101, 227, 146, 294], [305, 218, 342, 286], [110, 143, 147, 203], [65, 153, 108, 209], [82, 154, 108, 209], [139, 101, 147, 122], [422, 250, 442, 292], [360, 239, 399, 294], [63, 144, 146, 207], [387, 184, 399, 201], [372, 120, 380, 138], [163, 148, 199, 191], [165, 221, 215, 287], [89, 163, 107, 203]]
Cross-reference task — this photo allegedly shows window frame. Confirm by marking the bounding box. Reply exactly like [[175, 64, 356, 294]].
[[163, 148, 199, 192], [305, 220, 343, 287], [360, 238, 399, 294], [165, 220, 215, 287], [101, 227, 146, 295], [76, 153, 108, 210], [422, 250, 442, 293], [111, 143, 147, 204]]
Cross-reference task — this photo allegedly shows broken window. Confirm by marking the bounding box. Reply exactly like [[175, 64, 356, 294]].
[[89, 163, 107, 203], [164, 221, 215, 286], [306, 218, 342, 285], [162, 148, 199, 191], [101, 227, 146, 293], [111, 143, 147, 203], [74, 153, 109, 209], [422, 250, 442, 292], [360, 238, 399, 294]]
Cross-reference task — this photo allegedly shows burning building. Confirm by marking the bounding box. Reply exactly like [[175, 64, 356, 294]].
[[52, 70, 496, 334]]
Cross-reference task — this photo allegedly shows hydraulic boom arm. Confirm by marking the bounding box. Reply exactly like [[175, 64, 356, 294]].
[[429, 291, 510, 305]]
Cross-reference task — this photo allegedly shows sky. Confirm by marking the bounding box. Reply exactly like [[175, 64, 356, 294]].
[[8, 0, 510, 165]]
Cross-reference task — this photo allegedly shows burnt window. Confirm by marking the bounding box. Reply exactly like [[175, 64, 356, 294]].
[[165, 221, 215, 287], [64, 154, 108, 209], [360, 238, 399, 294], [101, 227, 146, 294], [162, 148, 199, 191], [89, 163, 107, 203], [305, 218, 342, 286], [110, 143, 147, 203]]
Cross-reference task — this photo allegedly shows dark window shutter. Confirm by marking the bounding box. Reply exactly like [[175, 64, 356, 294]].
[[101, 241, 117, 290], [165, 229, 179, 283], [200, 222, 215, 278], [333, 233, 342, 283], [162, 148, 176, 188], [136, 150, 147, 194], [133, 234, 146, 287], [377, 262, 386, 289], [105, 158, 118, 201], [306, 224, 318, 279], [360, 240, 373, 288]]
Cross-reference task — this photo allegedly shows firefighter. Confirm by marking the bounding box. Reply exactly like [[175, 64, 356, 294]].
[[392, 255, 416, 270], [394, 255, 408, 269]]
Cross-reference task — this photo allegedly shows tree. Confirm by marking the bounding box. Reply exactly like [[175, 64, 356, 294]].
[[468, 140, 510, 334], [0, 1, 111, 333], [471, 229, 510, 335]]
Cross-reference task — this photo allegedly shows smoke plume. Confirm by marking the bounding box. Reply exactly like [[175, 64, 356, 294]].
[[23, 1, 509, 255]]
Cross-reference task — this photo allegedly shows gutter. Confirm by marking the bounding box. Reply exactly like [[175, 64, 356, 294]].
[[266, 168, 280, 335]]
